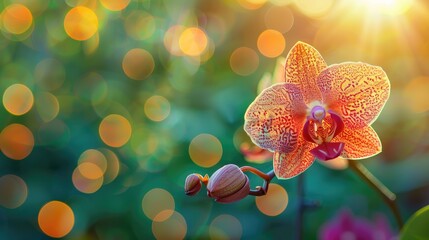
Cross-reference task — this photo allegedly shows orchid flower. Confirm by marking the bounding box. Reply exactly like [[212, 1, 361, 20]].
[[244, 42, 390, 179]]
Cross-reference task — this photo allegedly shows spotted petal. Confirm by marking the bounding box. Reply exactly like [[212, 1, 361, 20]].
[[317, 62, 390, 129], [273, 140, 316, 179], [335, 126, 382, 159], [244, 83, 307, 153], [284, 42, 327, 104]]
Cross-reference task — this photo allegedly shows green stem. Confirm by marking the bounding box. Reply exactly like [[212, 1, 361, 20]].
[[348, 160, 403, 229]]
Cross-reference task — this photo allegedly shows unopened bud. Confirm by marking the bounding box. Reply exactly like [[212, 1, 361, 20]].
[[207, 164, 250, 203], [185, 174, 202, 196]]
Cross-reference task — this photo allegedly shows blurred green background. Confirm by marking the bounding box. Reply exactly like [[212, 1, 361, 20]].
[[0, 0, 429, 239]]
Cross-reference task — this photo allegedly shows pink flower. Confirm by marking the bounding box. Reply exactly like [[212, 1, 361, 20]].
[[319, 209, 396, 240], [244, 42, 390, 179]]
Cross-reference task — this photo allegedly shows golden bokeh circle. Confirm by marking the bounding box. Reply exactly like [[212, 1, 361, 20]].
[[142, 188, 175, 221], [0, 124, 34, 160], [237, 0, 267, 10], [209, 214, 242, 239], [294, 0, 334, 18], [99, 114, 132, 147], [152, 211, 187, 240], [64, 6, 98, 41], [0, 174, 28, 209], [99, 148, 120, 184], [124, 10, 155, 40], [1, 4, 33, 35], [230, 47, 259, 76], [72, 166, 103, 194], [38, 201, 75, 238], [3, 84, 34, 116], [100, 0, 130, 11], [189, 133, 223, 168], [179, 27, 208, 56], [164, 25, 186, 56], [255, 183, 288, 216], [144, 95, 171, 122], [257, 29, 285, 58], [264, 6, 294, 33], [122, 48, 155, 80], [78, 149, 107, 175], [77, 162, 104, 180], [35, 92, 60, 122]]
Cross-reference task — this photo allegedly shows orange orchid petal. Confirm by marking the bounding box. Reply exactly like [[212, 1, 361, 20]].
[[336, 126, 382, 159], [273, 140, 316, 179], [317, 63, 390, 129], [284, 42, 327, 104], [244, 83, 307, 153]]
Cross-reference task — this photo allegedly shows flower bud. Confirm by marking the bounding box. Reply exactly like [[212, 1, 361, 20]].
[[185, 174, 202, 196], [207, 164, 250, 203]]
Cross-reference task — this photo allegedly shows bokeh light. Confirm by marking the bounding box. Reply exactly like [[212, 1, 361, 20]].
[[131, 127, 159, 157], [0, 175, 28, 209], [152, 211, 187, 240], [269, 0, 294, 6], [255, 183, 288, 216], [360, 0, 413, 15], [3, 84, 34, 116], [78, 162, 104, 180], [403, 76, 429, 113], [257, 29, 286, 58], [294, 0, 334, 18], [100, 0, 130, 11], [1, 4, 33, 35], [72, 166, 104, 194], [122, 48, 155, 80], [35, 92, 60, 122], [209, 214, 242, 239], [124, 10, 155, 40], [237, 0, 267, 10], [230, 47, 259, 76], [189, 133, 223, 168], [99, 148, 120, 184], [99, 114, 132, 148], [264, 6, 294, 33], [64, 6, 98, 41], [164, 25, 186, 56], [0, 124, 34, 160], [179, 27, 208, 56], [38, 201, 75, 238], [142, 188, 175, 221], [144, 95, 171, 122], [1, 0, 428, 238], [78, 149, 107, 176]]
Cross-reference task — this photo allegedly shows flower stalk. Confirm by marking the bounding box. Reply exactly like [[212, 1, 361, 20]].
[[348, 160, 403, 229], [240, 166, 275, 196]]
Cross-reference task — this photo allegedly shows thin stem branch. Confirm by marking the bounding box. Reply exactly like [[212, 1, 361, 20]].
[[348, 160, 403, 229], [240, 167, 275, 196]]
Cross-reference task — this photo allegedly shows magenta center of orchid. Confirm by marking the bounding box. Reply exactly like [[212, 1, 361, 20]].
[[303, 109, 346, 161]]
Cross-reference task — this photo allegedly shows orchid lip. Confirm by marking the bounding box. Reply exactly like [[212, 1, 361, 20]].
[[303, 110, 346, 159]]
